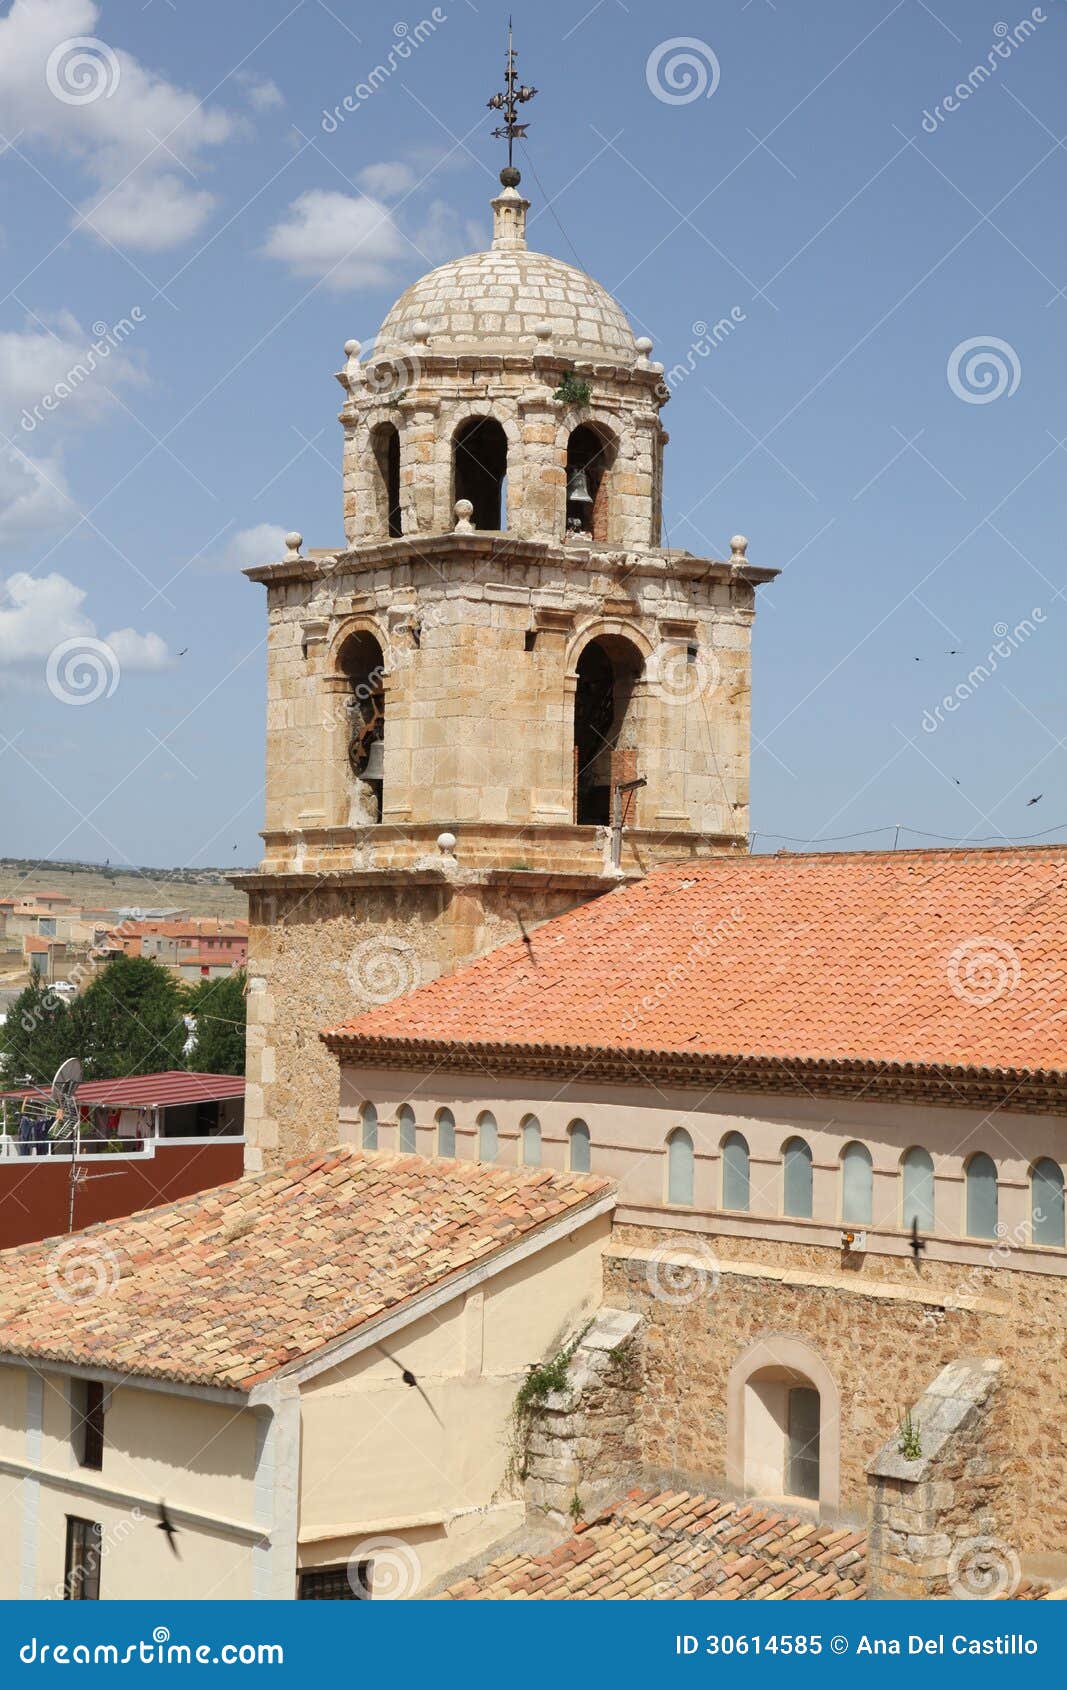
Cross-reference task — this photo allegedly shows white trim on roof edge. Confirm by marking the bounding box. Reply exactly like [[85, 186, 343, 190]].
[[250, 1189, 617, 1397]]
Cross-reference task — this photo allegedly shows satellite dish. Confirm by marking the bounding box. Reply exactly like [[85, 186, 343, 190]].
[[51, 1057, 83, 1102]]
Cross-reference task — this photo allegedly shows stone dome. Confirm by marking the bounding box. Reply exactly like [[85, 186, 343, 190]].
[[374, 183, 639, 367]]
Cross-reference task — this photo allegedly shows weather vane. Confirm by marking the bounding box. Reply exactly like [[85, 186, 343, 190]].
[[487, 20, 536, 175]]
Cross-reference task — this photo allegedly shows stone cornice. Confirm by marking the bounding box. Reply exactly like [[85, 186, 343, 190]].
[[317, 1032, 1067, 1116]]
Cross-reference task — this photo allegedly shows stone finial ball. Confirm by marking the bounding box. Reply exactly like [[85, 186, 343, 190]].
[[343, 339, 360, 356], [533, 321, 552, 342], [635, 336, 654, 354], [730, 535, 749, 558], [285, 532, 303, 553], [500, 165, 521, 188], [436, 831, 457, 854], [410, 321, 431, 344], [454, 500, 473, 519]]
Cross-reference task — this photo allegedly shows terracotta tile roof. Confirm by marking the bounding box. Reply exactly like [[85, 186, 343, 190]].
[[325, 849, 1067, 1085], [442, 1490, 869, 1600], [0, 1149, 611, 1392], [442, 1488, 1052, 1601]]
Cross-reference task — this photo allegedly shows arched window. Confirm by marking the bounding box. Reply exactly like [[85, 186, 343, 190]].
[[567, 1119, 590, 1173], [338, 630, 385, 824], [573, 635, 644, 826], [667, 1128, 694, 1206], [436, 1107, 455, 1159], [397, 1104, 416, 1155], [370, 421, 402, 538], [1031, 1158, 1064, 1247], [360, 1102, 378, 1151], [565, 423, 615, 541], [841, 1141, 872, 1226], [521, 1114, 541, 1167], [901, 1147, 935, 1231], [965, 1152, 998, 1240], [453, 417, 508, 530], [782, 1137, 813, 1219], [721, 1132, 750, 1212], [477, 1110, 498, 1163]]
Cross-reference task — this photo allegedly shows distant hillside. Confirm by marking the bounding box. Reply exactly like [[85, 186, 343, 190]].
[[0, 859, 250, 921]]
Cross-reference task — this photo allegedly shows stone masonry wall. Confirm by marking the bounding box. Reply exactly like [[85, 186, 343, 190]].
[[866, 1360, 1018, 1599], [604, 1229, 1067, 1570], [522, 1310, 644, 1522]]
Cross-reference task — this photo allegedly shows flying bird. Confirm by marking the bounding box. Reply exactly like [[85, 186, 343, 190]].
[[910, 1216, 926, 1264], [1027, 794, 1043, 806], [177, 647, 189, 657], [157, 1500, 181, 1558]]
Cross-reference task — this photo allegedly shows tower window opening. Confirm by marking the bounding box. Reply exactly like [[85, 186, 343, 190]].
[[565, 424, 614, 541], [371, 423, 402, 538], [453, 417, 508, 530], [339, 630, 386, 823], [573, 635, 643, 826]]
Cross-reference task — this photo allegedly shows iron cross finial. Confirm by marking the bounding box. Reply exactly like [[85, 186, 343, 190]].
[[487, 20, 536, 174]]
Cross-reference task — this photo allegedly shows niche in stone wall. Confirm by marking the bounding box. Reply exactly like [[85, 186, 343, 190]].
[[453, 416, 508, 530], [370, 422, 402, 538], [573, 634, 644, 826], [338, 629, 385, 824]]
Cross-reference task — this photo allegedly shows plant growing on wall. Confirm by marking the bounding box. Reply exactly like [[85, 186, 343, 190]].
[[898, 1407, 922, 1460], [553, 371, 591, 409], [506, 1323, 590, 1484]]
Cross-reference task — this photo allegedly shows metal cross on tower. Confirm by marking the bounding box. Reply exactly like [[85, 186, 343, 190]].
[[487, 21, 536, 172]]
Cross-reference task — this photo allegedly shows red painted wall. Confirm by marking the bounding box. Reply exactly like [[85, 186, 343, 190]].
[[0, 1142, 244, 1248]]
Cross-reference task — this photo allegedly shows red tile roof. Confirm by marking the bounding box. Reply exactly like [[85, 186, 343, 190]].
[[0, 1072, 244, 1109], [325, 849, 1067, 1093], [442, 1487, 1051, 1600], [0, 1149, 612, 1391]]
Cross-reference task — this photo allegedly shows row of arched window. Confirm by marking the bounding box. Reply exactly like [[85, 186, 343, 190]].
[[368, 418, 616, 541], [359, 1103, 591, 1171], [665, 1129, 1067, 1248], [357, 1104, 1067, 1250]]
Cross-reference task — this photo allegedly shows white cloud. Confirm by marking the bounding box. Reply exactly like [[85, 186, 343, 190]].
[[212, 523, 288, 571], [0, 0, 234, 251], [262, 189, 410, 291], [236, 70, 284, 112], [79, 172, 216, 250], [0, 570, 172, 670], [0, 450, 75, 548], [357, 161, 416, 200]]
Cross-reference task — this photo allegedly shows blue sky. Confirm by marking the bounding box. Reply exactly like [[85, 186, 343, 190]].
[[0, 0, 1063, 868]]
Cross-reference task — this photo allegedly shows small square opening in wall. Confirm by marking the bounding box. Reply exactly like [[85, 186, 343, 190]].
[[71, 1379, 105, 1470], [298, 1563, 370, 1599], [524, 630, 538, 651], [686, 643, 699, 662]]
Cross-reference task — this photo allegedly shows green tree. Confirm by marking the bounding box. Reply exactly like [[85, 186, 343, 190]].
[[0, 977, 78, 1090], [76, 955, 187, 1078], [182, 969, 247, 1076]]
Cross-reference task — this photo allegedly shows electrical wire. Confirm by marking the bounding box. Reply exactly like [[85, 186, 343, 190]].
[[750, 820, 1067, 849]]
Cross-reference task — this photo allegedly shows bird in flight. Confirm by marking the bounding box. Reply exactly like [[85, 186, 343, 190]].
[[909, 1215, 926, 1265], [157, 1500, 181, 1558], [1027, 794, 1043, 806]]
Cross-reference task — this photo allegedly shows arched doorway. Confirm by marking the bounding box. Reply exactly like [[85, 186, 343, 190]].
[[338, 630, 385, 823], [572, 634, 644, 825], [565, 423, 615, 540], [727, 1337, 840, 1513], [453, 417, 508, 530]]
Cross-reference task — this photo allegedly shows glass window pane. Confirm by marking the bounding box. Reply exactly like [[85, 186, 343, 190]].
[[783, 1138, 812, 1218], [521, 1117, 541, 1166], [722, 1133, 749, 1212], [786, 1387, 820, 1501], [436, 1108, 455, 1158], [397, 1105, 416, 1155], [966, 1152, 998, 1239], [841, 1142, 872, 1225], [568, 1120, 590, 1173], [1032, 1158, 1065, 1248], [902, 1148, 935, 1231], [668, 1130, 694, 1206], [478, 1112, 498, 1162], [361, 1103, 378, 1151]]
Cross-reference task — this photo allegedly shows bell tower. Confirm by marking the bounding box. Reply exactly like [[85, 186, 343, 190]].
[[236, 49, 778, 1169]]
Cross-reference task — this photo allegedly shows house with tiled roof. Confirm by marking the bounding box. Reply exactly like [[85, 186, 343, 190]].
[[320, 845, 1067, 1594], [0, 1150, 612, 1600]]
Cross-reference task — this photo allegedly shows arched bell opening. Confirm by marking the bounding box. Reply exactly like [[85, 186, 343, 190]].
[[452, 416, 508, 530], [572, 634, 644, 826], [565, 423, 615, 541], [370, 422, 402, 539], [338, 630, 386, 824]]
